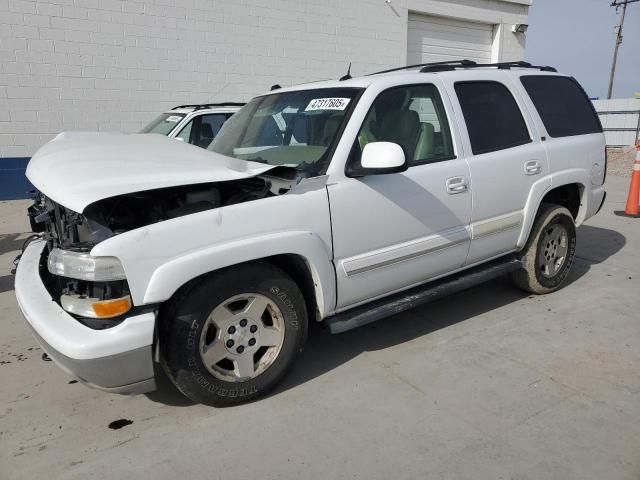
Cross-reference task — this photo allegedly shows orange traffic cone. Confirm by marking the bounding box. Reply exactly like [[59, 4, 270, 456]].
[[621, 142, 640, 217]]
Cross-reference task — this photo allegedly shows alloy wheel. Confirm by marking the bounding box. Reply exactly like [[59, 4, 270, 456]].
[[199, 293, 285, 382]]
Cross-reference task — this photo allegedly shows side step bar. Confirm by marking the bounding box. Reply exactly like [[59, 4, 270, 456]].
[[324, 256, 522, 334]]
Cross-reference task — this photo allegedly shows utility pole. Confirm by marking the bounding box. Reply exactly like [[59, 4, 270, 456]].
[[608, 0, 640, 99]]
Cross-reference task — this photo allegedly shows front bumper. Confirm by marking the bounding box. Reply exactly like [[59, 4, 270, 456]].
[[14, 239, 157, 394]]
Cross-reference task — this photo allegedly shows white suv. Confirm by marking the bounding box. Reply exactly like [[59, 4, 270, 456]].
[[140, 102, 243, 148], [15, 61, 606, 406]]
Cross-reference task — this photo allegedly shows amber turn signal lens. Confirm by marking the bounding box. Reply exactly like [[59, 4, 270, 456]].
[[91, 296, 132, 318]]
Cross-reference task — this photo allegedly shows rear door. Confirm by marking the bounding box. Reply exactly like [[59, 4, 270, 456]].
[[518, 75, 605, 193], [447, 77, 551, 265]]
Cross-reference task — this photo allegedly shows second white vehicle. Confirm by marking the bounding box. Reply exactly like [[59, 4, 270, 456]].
[[140, 102, 244, 148], [16, 61, 606, 406]]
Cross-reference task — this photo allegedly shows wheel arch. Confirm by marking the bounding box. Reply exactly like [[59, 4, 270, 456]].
[[144, 232, 336, 319], [541, 182, 583, 220], [518, 178, 586, 249], [264, 254, 323, 323]]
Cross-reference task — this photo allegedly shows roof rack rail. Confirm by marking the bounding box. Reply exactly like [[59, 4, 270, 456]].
[[367, 59, 477, 76], [367, 60, 556, 76], [171, 102, 245, 111], [419, 60, 557, 73]]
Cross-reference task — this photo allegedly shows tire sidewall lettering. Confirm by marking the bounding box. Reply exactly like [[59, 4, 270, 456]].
[[271, 285, 299, 328], [186, 319, 200, 351]]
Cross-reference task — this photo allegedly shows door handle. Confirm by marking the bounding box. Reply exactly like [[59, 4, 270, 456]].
[[525, 160, 542, 175], [446, 176, 468, 194]]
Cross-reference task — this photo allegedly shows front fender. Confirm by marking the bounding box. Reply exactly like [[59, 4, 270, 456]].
[[143, 231, 336, 318], [89, 181, 335, 319]]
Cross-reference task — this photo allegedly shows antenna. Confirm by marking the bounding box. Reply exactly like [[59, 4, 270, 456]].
[[339, 63, 352, 81]]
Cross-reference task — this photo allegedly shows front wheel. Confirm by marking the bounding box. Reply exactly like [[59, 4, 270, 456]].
[[160, 262, 308, 406], [511, 204, 576, 294]]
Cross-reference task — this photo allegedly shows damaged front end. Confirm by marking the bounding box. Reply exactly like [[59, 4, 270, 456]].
[[28, 191, 136, 329], [81, 175, 286, 237], [27, 170, 299, 329]]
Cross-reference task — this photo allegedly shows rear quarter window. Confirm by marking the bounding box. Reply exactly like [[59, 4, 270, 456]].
[[454, 81, 531, 155], [520, 76, 602, 138]]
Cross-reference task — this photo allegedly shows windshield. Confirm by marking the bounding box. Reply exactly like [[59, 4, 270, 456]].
[[208, 88, 362, 176], [139, 113, 186, 135]]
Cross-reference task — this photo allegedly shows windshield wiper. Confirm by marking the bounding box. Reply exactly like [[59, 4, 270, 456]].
[[248, 156, 269, 164]]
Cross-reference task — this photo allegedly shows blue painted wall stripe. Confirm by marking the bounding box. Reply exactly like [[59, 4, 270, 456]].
[[0, 158, 33, 200]]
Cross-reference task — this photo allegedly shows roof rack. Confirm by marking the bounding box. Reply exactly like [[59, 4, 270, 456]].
[[171, 102, 245, 111], [368, 59, 477, 76], [419, 60, 557, 72], [367, 60, 557, 76]]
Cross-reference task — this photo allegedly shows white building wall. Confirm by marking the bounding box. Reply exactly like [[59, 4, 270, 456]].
[[0, 0, 530, 158]]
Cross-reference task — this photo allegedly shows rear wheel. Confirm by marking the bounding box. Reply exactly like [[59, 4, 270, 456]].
[[511, 204, 576, 294], [160, 263, 308, 406]]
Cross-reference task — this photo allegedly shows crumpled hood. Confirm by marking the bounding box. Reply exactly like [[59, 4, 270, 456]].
[[26, 132, 281, 213]]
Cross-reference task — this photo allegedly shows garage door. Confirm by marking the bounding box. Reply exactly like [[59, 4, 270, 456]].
[[407, 13, 494, 65]]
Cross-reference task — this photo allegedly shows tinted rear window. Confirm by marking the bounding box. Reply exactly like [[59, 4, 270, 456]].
[[455, 81, 531, 155], [520, 76, 602, 138]]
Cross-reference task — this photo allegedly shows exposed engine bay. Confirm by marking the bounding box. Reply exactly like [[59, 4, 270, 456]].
[[82, 177, 272, 244], [29, 169, 299, 251]]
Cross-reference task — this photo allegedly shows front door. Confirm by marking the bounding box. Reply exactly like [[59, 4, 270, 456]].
[[328, 83, 472, 310]]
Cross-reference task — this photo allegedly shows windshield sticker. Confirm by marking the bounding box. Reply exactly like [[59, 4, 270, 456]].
[[165, 115, 182, 123], [305, 98, 351, 111]]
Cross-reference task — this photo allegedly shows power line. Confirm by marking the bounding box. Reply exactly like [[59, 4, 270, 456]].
[[607, 0, 639, 99]]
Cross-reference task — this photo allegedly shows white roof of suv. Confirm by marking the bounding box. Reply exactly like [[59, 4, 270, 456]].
[[264, 61, 565, 95]]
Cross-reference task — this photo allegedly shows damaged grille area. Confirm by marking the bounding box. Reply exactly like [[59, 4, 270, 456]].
[[29, 192, 92, 252]]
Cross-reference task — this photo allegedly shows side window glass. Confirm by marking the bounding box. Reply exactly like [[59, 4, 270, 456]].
[[454, 81, 531, 155], [356, 84, 455, 167], [201, 114, 227, 138], [175, 119, 193, 143], [197, 114, 227, 148], [520, 76, 602, 137]]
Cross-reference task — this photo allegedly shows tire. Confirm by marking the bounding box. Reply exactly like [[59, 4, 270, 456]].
[[160, 262, 308, 406], [511, 204, 576, 295]]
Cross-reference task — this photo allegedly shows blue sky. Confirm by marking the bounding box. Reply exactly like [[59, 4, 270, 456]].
[[526, 0, 640, 99]]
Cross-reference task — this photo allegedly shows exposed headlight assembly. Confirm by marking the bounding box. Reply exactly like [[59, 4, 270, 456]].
[[61, 293, 132, 319], [47, 248, 126, 281]]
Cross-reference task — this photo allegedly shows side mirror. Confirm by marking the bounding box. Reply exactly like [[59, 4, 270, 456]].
[[357, 142, 407, 176]]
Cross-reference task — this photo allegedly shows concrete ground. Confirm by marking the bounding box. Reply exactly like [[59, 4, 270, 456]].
[[607, 146, 637, 178], [1, 175, 639, 480]]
